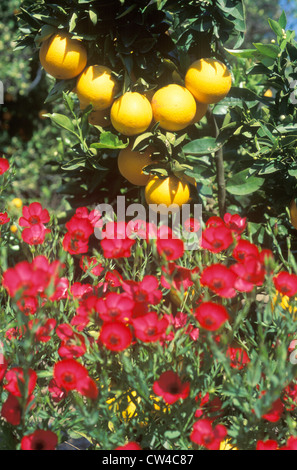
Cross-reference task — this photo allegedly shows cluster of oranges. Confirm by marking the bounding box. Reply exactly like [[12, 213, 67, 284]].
[[39, 30, 232, 209]]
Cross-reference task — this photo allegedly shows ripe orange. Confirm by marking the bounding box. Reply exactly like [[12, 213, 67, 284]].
[[144, 175, 190, 212], [185, 58, 232, 104], [76, 65, 119, 111], [191, 101, 209, 124], [110, 92, 153, 136], [117, 145, 156, 186], [39, 31, 87, 80], [151, 84, 196, 131]]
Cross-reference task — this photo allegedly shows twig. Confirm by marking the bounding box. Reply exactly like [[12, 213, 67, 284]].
[[206, 107, 226, 217]]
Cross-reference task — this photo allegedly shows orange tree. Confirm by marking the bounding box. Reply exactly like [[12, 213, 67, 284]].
[[15, 0, 246, 220]]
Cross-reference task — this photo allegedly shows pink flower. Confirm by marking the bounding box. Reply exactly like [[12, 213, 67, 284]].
[[194, 302, 229, 331], [156, 237, 184, 260], [96, 292, 135, 323], [21, 223, 50, 245], [201, 225, 234, 253], [132, 312, 169, 343], [223, 213, 247, 234], [273, 271, 297, 297], [19, 202, 50, 228]]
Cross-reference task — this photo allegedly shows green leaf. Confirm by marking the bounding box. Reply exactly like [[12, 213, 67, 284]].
[[268, 18, 283, 38], [44, 113, 78, 136], [226, 168, 264, 195], [225, 47, 258, 59], [278, 10, 287, 29], [90, 132, 128, 150], [253, 43, 280, 59], [182, 137, 219, 155]]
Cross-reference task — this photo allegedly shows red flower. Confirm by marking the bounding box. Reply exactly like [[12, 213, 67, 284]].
[[62, 232, 89, 255], [223, 213, 247, 234], [79, 255, 104, 276], [201, 225, 234, 253], [132, 312, 169, 343], [21, 223, 50, 245], [160, 262, 196, 291], [28, 318, 56, 343], [48, 378, 67, 403], [96, 292, 135, 323], [122, 275, 162, 317], [126, 218, 157, 241], [230, 256, 266, 292], [206, 216, 224, 228], [53, 358, 98, 399], [194, 302, 229, 331], [100, 222, 136, 258], [184, 217, 200, 233], [190, 418, 227, 450], [226, 346, 250, 370], [0, 157, 10, 175], [232, 239, 259, 262], [99, 322, 132, 351], [280, 436, 297, 450], [115, 442, 142, 450], [56, 323, 87, 359], [62, 210, 94, 255], [152, 370, 190, 404], [0, 354, 8, 382], [71, 294, 99, 330], [156, 237, 184, 261], [273, 271, 297, 297], [200, 264, 237, 298], [70, 282, 93, 299], [65, 214, 94, 240], [0, 212, 10, 225], [256, 439, 278, 450], [21, 430, 58, 450], [4, 367, 37, 398], [16, 296, 38, 315], [1, 393, 22, 426], [261, 398, 284, 423], [19, 202, 50, 228]]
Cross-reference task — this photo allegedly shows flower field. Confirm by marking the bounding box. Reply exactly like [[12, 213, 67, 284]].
[[1, 0, 297, 452]]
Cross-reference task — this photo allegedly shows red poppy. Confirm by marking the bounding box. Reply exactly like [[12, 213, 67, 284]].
[[4, 367, 37, 398], [261, 397, 284, 423], [62, 232, 89, 255], [256, 439, 278, 450], [283, 381, 297, 411], [160, 262, 195, 292], [0, 157, 10, 175], [226, 346, 250, 370], [53, 358, 98, 399], [16, 296, 38, 316], [200, 263, 237, 298], [184, 217, 200, 233], [194, 302, 229, 331], [1, 393, 22, 426], [71, 294, 99, 330], [21, 223, 50, 245], [232, 239, 259, 262], [70, 282, 94, 299], [190, 418, 227, 450], [101, 237, 135, 258], [122, 275, 162, 313], [96, 292, 135, 323], [156, 237, 184, 261], [280, 436, 297, 450], [201, 225, 234, 253], [273, 271, 297, 297], [223, 213, 247, 234], [152, 370, 190, 404], [0, 354, 8, 382], [99, 322, 132, 351], [0, 212, 10, 225], [48, 378, 67, 403], [132, 312, 169, 343], [19, 202, 50, 228], [230, 255, 266, 292], [21, 429, 58, 450], [194, 392, 223, 420], [205, 216, 225, 228]]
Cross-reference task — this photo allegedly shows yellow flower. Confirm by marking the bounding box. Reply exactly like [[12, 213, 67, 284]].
[[11, 198, 23, 208], [220, 439, 238, 450], [10, 224, 18, 233]]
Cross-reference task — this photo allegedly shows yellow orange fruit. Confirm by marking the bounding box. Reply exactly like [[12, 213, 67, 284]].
[[145, 175, 190, 212], [110, 92, 153, 136], [117, 145, 156, 186], [151, 84, 196, 131], [264, 88, 273, 97], [191, 101, 209, 124], [185, 58, 232, 104], [76, 65, 119, 111], [39, 31, 87, 80]]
